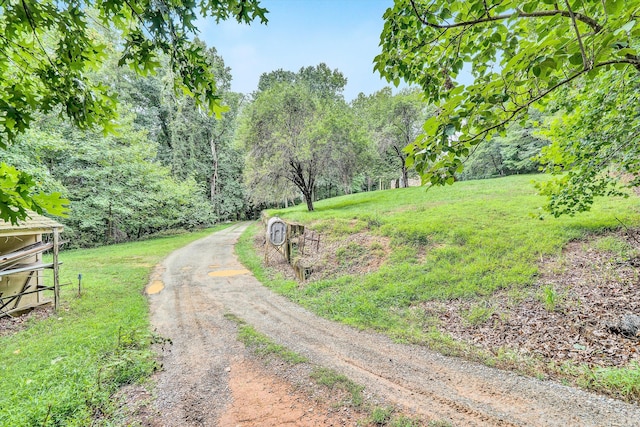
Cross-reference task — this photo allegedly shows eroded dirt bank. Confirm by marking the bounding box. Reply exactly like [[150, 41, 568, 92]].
[[135, 223, 640, 426]]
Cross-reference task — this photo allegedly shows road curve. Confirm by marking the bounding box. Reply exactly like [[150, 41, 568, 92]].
[[148, 222, 640, 427]]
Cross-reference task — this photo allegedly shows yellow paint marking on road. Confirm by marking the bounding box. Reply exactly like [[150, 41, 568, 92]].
[[146, 280, 165, 295], [208, 269, 249, 277]]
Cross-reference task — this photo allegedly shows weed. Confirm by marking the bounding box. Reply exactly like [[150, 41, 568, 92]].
[[594, 236, 635, 259], [361, 213, 384, 228], [391, 415, 425, 427], [538, 284, 564, 312], [370, 241, 386, 258], [336, 242, 367, 266], [365, 407, 424, 427], [462, 303, 494, 326], [310, 367, 364, 406], [237, 323, 307, 364], [583, 362, 640, 400], [369, 406, 393, 424], [427, 420, 454, 427]]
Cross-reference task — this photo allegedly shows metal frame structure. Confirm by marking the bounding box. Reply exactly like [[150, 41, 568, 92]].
[[0, 213, 63, 317]]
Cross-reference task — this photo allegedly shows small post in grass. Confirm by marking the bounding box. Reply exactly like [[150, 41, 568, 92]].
[[77, 273, 82, 297]]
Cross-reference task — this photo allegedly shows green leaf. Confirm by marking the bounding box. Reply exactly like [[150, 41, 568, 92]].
[[568, 53, 583, 66], [614, 20, 636, 35], [605, 0, 624, 14]]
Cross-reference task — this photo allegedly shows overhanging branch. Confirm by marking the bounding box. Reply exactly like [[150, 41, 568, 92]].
[[409, 0, 603, 33]]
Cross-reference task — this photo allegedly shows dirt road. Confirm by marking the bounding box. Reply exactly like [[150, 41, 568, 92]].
[[143, 223, 640, 426]]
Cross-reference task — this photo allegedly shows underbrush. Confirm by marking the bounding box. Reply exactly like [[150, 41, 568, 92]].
[[0, 226, 228, 426]]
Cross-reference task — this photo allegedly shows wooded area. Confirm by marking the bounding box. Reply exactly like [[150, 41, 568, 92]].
[[0, 37, 546, 246], [0, 0, 638, 245]]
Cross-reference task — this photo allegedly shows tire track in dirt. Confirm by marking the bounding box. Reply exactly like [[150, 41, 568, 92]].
[[147, 223, 640, 426]]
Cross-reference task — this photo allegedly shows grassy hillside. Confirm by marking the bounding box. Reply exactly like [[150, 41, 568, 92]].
[[242, 175, 637, 330], [237, 175, 640, 399], [0, 226, 228, 427]]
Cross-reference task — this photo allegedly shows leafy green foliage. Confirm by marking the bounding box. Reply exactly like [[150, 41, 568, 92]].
[[7, 110, 215, 246], [0, 0, 267, 223], [375, 0, 640, 214], [0, 162, 68, 224], [535, 68, 640, 215], [239, 64, 352, 211], [353, 87, 433, 188], [459, 113, 548, 180]]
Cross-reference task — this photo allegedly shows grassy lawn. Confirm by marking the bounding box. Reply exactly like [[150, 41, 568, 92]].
[[236, 174, 640, 397], [0, 226, 229, 427]]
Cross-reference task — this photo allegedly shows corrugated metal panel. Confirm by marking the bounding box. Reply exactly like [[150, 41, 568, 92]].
[[0, 212, 64, 236]]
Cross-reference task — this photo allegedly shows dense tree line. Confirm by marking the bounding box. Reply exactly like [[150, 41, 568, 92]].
[[2, 0, 636, 232], [4, 42, 551, 242], [3, 31, 250, 246]]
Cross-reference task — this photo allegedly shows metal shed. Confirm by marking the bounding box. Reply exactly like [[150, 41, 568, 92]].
[[0, 213, 63, 317]]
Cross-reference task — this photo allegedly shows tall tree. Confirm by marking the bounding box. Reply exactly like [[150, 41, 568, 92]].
[[323, 100, 371, 195], [156, 42, 247, 220], [240, 65, 349, 211], [257, 63, 347, 99], [353, 88, 431, 188], [375, 0, 640, 213], [0, 0, 267, 223], [240, 82, 325, 211]]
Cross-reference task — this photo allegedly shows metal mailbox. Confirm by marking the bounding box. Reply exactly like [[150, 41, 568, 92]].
[[267, 217, 287, 246]]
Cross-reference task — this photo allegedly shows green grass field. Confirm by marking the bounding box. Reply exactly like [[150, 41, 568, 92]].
[[2, 174, 639, 426], [236, 175, 640, 397], [241, 175, 639, 335], [0, 226, 228, 427]]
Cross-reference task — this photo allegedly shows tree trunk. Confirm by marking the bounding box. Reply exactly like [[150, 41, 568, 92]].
[[210, 135, 219, 209], [303, 191, 314, 211], [401, 166, 409, 188], [342, 175, 351, 195]]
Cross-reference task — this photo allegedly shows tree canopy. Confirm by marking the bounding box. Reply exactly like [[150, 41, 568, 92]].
[[240, 65, 354, 211], [375, 0, 640, 214], [0, 0, 267, 223]]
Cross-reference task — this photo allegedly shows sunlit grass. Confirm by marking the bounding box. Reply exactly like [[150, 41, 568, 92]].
[[248, 175, 639, 338], [237, 174, 640, 399], [0, 226, 229, 427]]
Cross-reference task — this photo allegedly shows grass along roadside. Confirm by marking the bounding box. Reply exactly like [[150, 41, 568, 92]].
[[225, 313, 425, 426], [235, 174, 640, 401], [0, 225, 230, 427]]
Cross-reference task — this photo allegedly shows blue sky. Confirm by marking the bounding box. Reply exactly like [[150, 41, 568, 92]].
[[197, 0, 395, 100]]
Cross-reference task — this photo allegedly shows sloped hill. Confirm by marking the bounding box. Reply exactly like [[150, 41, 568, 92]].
[[238, 174, 640, 402]]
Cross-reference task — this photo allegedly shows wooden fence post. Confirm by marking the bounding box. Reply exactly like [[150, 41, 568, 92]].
[[53, 227, 60, 311]]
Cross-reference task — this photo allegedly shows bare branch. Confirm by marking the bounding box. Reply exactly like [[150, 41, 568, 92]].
[[563, 0, 589, 69], [409, 0, 603, 34]]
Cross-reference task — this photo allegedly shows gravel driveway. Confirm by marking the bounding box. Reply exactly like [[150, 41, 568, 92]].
[[143, 223, 640, 426]]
